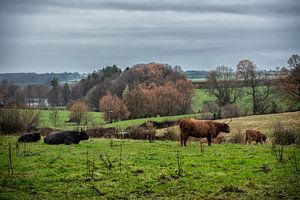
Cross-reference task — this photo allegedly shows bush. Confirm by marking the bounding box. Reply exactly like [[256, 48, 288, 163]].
[[221, 104, 240, 119], [0, 108, 40, 134], [201, 101, 219, 120], [86, 127, 117, 138], [157, 128, 179, 141], [273, 121, 298, 145], [68, 101, 90, 125], [100, 94, 130, 123], [228, 127, 244, 144]]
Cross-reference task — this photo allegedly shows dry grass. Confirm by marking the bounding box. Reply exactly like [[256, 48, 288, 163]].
[[169, 111, 300, 144]]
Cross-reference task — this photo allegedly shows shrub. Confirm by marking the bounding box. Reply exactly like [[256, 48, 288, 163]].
[[201, 101, 219, 120], [68, 101, 89, 125], [99, 94, 130, 123], [156, 128, 179, 141], [221, 104, 240, 119], [273, 121, 298, 145], [228, 127, 244, 144], [0, 108, 40, 134]]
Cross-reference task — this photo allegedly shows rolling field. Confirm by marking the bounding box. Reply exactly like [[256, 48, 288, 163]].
[[0, 112, 300, 199], [0, 138, 299, 199], [192, 88, 291, 115], [38, 110, 105, 130]]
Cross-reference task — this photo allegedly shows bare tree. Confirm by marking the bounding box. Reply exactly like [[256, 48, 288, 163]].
[[69, 101, 89, 125], [99, 94, 130, 123], [236, 60, 272, 115], [277, 54, 300, 106], [207, 66, 240, 118]]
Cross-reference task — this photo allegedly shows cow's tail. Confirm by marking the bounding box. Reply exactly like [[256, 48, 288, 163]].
[[44, 137, 48, 144], [178, 119, 184, 132]]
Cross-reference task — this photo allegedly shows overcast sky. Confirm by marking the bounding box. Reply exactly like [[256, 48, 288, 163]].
[[0, 0, 299, 73]]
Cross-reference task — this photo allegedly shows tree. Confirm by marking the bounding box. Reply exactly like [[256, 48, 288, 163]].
[[122, 85, 149, 119], [69, 101, 89, 125], [24, 85, 35, 108], [236, 60, 272, 114], [155, 83, 182, 116], [49, 109, 60, 127], [174, 79, 195, 114], [277, 54, 300, 106], [62, 82, 71, 106], [207, 66, 240, 118], [99, 94, 130, 123], [48, 78, 62, 107]]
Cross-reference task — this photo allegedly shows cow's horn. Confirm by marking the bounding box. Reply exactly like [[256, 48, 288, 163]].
[[226, 118, 232, 124]]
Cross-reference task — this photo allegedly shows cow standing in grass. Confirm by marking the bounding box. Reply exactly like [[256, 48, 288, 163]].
[[44, 131, 89, 145], [245, 129, 267, 144], [179, 119, 230, 146]]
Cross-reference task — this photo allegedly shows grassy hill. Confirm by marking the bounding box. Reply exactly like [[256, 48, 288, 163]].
[[0, 136, 299, 199], [1, 111, 299, 199]]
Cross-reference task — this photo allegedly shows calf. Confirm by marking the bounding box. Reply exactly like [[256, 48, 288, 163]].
[[44, 131, 89, 145], [18, 132, 41, 143], [245, 129, 267, 144], [200, 135, 226, 144]]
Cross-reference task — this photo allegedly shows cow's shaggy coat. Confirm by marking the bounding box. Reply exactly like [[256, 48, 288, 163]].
[[245, 129, 267, 144], [179, 118, 230, 146]]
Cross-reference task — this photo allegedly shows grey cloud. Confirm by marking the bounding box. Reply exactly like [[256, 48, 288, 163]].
[[0, 0, 299, 73], [1, 0, 300, 16]]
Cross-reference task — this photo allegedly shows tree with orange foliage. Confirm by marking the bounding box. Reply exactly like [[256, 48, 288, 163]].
[[69, 101, 89, 125], [99, 94, 130, 123]]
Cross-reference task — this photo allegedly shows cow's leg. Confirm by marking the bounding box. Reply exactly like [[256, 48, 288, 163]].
[[207, 135, 212, 146], [180, 134, 184, 146], [184, 136, 188, 146], [64, 139, 73, 145]]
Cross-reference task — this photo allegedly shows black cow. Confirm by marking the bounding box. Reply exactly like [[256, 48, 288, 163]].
[[44, 131, 89, 145], [18, 132, 41, 143]]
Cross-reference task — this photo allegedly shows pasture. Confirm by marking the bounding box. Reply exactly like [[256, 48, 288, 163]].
[[192, 88, 291, 115], [0, 137, 299, 199], [1, 112, 299, 199]]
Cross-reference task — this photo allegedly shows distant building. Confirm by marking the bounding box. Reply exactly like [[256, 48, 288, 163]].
[[26, 98, 49, 108]]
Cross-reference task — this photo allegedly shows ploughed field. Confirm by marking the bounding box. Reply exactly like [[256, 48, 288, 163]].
[[0, 137, 299, 199]]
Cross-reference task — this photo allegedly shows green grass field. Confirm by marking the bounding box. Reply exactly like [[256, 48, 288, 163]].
[[0, 138, 299, 199], [0, 112, 299, 199], [38, 109, 104, 130], [192, 88, 291, 114]]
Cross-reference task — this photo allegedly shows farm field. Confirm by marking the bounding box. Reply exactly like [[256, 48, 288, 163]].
[[0, 137, 299, 199], [192, 88, 291, 115], [0, 112, 300, 199]]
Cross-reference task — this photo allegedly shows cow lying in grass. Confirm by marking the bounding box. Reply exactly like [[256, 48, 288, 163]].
[[179, 118, 230, 146], [44, 131, 89, 145], [18, 132, 41, 143], [245, 129, 267, 144]]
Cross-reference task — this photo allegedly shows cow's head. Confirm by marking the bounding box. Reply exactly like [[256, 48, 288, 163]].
[[222, 123, 230, 133], [78, 131, 89, 140], [34, 132, 41, 141], [262, 135, 267, 143]]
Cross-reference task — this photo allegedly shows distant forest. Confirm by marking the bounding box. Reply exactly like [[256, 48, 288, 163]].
[[0, 72, 82, 85]]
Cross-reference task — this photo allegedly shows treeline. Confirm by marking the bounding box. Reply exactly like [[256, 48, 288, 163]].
[[200, 55, 300, 119], [0, 54, 299, 123], [0, 72, 82, 85], [76, 63, 194, 121], [0, 63, 194, 122]]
